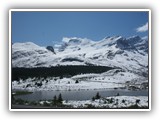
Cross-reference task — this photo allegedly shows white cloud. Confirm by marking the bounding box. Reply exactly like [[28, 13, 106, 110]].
[[136, 22, 148, 32]]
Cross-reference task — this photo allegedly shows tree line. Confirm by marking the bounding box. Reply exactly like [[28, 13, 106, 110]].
[[12, 65, 113, 81]]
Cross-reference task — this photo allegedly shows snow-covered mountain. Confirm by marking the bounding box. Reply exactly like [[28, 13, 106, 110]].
[[12, 36, 148, 75]]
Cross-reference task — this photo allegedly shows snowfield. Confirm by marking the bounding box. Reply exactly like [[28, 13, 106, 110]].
[[12, 69, 147, 91], [62, 96, 148, 108]]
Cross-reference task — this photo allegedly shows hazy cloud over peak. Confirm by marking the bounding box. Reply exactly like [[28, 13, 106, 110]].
[[136, 22, 148, 32]]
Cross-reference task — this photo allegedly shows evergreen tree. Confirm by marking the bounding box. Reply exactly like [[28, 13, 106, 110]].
[[52, 95, 57, 105], [95, 92, 101, 99], [58, 93, 63, 104], [92, 96, 95, 101]]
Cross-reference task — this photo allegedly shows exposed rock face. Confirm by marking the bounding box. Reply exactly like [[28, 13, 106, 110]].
[[46, 46, 56, 54]]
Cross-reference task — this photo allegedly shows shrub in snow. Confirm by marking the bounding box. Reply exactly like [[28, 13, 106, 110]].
[[35, 82, 42, 87], [116, 93, 120, 96], [122, 99, 126, 103], [26, 84, 31, 88], [60, 76, 63, 79], [75, 80, 79, 84], [85, 104, 96, 109], [104, 100, 107, 104], [136, 99, 140, 105], [43, 101, 50, 106], [108, 98, 114, 104]]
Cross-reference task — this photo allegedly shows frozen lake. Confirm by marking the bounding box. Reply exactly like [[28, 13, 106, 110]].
[[14, 89, 148, 101]]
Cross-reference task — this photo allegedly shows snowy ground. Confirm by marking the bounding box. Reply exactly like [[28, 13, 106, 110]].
[[37, 96, 148, 108], [62, 96, 148, 108], [12, 69, 147, 91]]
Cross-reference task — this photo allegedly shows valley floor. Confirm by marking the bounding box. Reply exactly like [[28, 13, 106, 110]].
[[11, 69, 149, 109]]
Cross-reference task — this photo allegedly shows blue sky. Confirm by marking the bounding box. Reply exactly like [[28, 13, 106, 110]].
[[12, 11, 149, 46]]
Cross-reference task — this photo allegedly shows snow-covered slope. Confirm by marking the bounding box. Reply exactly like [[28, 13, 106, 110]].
[[12, 36, 148, 74]]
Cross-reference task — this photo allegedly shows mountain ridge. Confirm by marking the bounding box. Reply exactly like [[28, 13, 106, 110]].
[[12, 35, 148, 76]]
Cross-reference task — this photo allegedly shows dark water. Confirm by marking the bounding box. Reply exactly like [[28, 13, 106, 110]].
[[14, 89, 148, 101]]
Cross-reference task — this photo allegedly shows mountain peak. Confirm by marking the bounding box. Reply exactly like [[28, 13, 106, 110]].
[[127, 35, 141, 40], [62, 37, 94, 45], [103, 35, 123, 40], [96, 35, 124, 47], [126, 35, 142, 46], [13, 42, 41, 50]]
